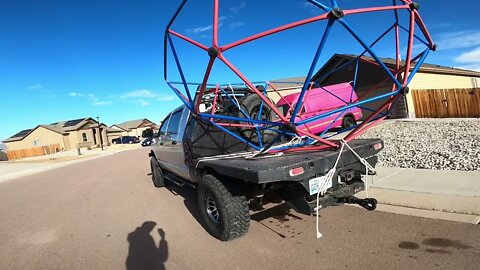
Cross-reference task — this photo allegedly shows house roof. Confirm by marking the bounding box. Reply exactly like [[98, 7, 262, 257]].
[[4, 117, 107, 143], [108, 125, 128, 132], [3, 125, 67, 143], [268, 77, 306, 91], [115, 119, 156, 130], [313, 54, 480, 82]]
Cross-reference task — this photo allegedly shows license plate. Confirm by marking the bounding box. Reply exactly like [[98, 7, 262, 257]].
[[308, 175, 332, 195]]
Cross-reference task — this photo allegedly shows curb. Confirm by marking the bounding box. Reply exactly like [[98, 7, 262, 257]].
[[348, 203, 480, 224], [355, 188, 480, 224]]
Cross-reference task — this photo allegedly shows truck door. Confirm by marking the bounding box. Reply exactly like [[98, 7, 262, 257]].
[[160, 106, 190, 179]]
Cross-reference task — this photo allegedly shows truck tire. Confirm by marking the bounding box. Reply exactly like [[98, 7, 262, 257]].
[[150, 156, 165, 188], [237, 94, 276, 144], [342, 115, 356, 129], [198, 174, 250, 241]]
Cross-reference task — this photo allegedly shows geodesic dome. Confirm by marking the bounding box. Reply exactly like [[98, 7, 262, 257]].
[[163, 0, 435, 154]]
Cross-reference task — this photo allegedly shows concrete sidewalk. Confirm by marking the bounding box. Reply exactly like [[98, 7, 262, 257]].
[[357, 166, 480, 224]]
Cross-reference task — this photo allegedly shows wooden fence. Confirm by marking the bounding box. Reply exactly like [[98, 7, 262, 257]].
[[6, 143, 61, 161], [412, 88, 480, 118]]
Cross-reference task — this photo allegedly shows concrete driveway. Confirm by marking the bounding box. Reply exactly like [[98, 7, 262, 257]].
[[0, 148, 478, 269]]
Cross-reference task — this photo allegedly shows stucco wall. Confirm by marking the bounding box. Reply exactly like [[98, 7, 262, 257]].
[[5, 127, 65, 151]]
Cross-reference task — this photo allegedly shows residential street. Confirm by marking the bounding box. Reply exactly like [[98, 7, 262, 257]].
[[0, 148, 478, 270]]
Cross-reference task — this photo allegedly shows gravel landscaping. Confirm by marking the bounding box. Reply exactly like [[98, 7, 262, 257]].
[[359, 119, 480, 171]]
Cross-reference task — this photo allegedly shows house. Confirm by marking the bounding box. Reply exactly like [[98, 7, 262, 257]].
[[4, 117, 108, 152], [311, 54, 480, 118], [107, 118, 158, 142], [0, 142, 6, 161]]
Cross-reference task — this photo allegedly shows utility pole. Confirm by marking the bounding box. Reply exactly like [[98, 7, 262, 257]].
[[96, 116, 104, 151]]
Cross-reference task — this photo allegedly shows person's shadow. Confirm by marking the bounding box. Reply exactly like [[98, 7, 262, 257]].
[[126, 221, 168, 270]]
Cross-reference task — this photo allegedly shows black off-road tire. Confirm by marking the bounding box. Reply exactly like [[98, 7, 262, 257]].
[[198, 174, 250, 241], [150, 156, 165, 188], [342, 115, 356, 129], [237, 94, 277, 144]]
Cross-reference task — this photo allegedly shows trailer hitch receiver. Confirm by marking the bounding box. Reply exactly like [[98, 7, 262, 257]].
[[338, 196, 377, 211]]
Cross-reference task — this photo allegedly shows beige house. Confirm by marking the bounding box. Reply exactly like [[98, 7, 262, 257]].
[[4, 118, 108, 151], [107, 119, 158, 142], [272, 54, 480, 119]]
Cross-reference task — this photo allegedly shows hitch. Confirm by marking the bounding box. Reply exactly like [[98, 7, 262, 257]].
[[338, 196, 377, 211]]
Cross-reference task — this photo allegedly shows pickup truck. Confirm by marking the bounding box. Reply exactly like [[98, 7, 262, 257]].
[[149, 103, 382, 241]]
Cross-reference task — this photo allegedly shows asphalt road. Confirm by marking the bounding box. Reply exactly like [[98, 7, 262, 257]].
[[0, 148, 478, 270]]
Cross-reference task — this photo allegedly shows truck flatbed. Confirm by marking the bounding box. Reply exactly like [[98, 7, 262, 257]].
[[195, 138, 383, 184]]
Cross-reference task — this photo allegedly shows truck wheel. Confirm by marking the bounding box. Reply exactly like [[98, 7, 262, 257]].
[[198, 174, 250, 241], [150, 156, 165, 188], [237, 94, 276, 144], [342, 115, 356, 129]]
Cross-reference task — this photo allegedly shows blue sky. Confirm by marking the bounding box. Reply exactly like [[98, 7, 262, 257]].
[[1, 0, 479, 141]]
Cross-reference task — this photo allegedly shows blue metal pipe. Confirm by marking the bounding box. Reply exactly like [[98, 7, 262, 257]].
[[398, 24, 429, 47], [407, 48, 430, 85], [167, 34, 193, 103], [209, 121, 261, 150], [198, 113, 284, 127], [338, 19, 402, 89], [307, 0, 331, 12], [296, 88, 399, 125], [351, 59, 359, 103], [166, 81, 194, 111], [291, 19, 335, 122], [164, 0, 187, 81]]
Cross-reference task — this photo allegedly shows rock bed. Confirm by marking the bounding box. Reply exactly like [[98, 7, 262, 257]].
[[359, 119, 480, 171]]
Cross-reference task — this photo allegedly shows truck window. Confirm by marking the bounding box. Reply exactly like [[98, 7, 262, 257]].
[[159, 114, 170, 136], [166, 110, 182, 135]]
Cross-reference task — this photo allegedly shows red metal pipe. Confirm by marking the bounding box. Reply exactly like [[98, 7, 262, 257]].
[[270, 144, 332, 154], [195, 57, 216, 112], [213, 0, 219, 47], [413, 10, 435, 48], [218, 53, 338, 148], [210, 84, 219, 121], [402, 11, 416, 86], [218, 54, 290, 123], [169, 30, 209, 51], [343, 5, 409, 16], [344, 94, 398, 142], [220, 12, 330, 52]]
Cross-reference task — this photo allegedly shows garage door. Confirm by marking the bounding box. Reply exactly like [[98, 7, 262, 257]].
[[412, 89, 480, 118]]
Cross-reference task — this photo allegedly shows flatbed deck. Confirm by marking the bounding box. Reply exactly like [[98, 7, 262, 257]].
[[195, 138, 383, 184]]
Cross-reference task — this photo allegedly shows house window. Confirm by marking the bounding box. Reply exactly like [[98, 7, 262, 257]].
[[82, 132, 88, 142], [33, 140, 41, 146]]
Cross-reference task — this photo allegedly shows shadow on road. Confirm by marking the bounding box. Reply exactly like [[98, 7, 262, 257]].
[[166, 184, 206, 231], [126, 221, 168, 270]]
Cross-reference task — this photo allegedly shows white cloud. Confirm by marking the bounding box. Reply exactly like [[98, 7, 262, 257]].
[[69, 92, 84, 97], [186, 16, 227, 34], [454, 47, 480, 63], [454, 47, 480, 71], [455, 64, 480, 71], [229, 21, 245, 28], [135, 99, 150, 106], [121, 89, 161, 99], [121, 89, 175, 104], [230, 2, 246, 13], [92, 101, 112, 106], [191, 25, 212, 34], [435, 30, 480, 50], [157, 96, 175, 102], [69, 91, 112, 106], [28, 84, 43, 90]]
